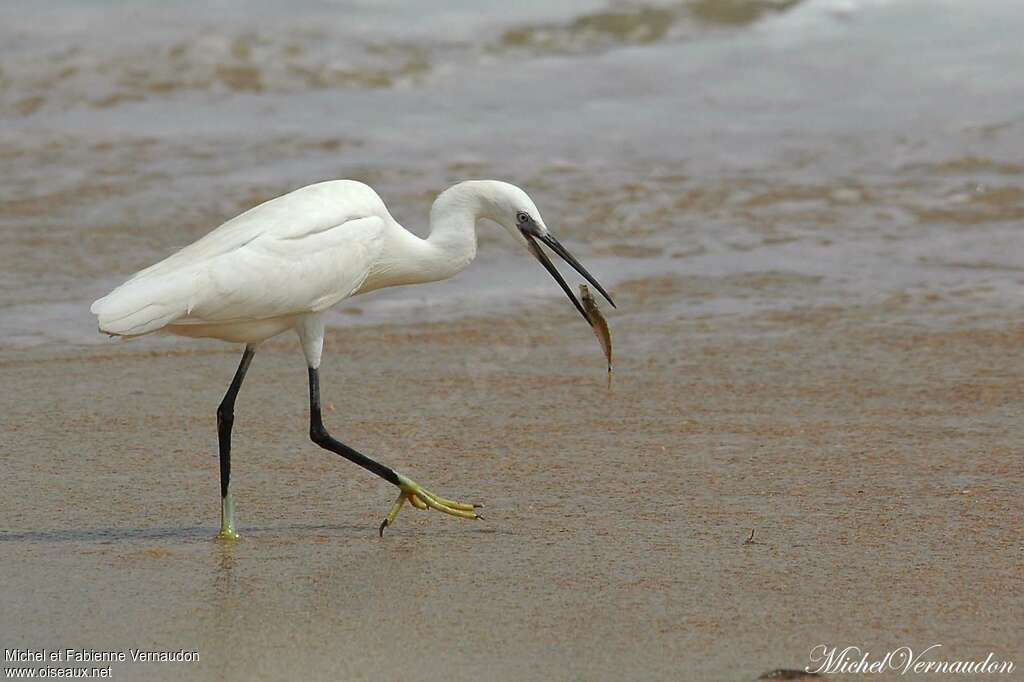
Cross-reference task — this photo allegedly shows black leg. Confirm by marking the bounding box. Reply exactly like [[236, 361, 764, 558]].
[[217, 346, 256, 501], [307, 366, 401, 486]]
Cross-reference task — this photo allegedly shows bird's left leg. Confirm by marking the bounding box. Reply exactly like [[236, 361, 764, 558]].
[[216, 345, 256, 540], [306, 366, 481, 535]]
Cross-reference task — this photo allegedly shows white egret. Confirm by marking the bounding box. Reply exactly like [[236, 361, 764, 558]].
[[91, 180, 615, 539]]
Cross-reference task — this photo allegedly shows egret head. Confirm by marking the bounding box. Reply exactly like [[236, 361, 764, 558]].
[[470, 180, 616, 321]]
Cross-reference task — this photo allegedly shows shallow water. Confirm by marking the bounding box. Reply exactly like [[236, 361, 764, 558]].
[[1, 0, 1022, 347]]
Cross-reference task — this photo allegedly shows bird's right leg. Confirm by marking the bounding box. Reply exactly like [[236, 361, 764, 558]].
[[216, 345, 256, 540], [296, 314, 480, 535], [307, 366, 481, 535]]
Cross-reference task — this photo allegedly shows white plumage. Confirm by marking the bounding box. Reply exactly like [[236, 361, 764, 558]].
[[90, 178, 614, 538], [92, 181, 392, 340]]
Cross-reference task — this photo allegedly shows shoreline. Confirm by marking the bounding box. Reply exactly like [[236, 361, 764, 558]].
[[2, 270, 1020, 680]]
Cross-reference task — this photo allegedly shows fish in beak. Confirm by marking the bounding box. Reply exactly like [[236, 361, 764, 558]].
[[520, 221, 615, 323]]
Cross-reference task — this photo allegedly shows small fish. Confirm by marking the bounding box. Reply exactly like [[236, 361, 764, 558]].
[[580, 283, 613, 377]]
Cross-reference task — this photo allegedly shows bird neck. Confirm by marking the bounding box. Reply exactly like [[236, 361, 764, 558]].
[[417, 182, 489, 282]]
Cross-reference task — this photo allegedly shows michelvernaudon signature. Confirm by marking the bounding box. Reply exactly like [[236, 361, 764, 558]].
[[806, 644, 1015, 676]]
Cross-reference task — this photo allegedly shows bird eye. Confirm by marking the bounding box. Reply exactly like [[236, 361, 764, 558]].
[[516, 211, 530, 225]]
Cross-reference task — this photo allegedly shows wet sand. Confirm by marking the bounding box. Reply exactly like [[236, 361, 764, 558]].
[[2, 273, 1020, 680]]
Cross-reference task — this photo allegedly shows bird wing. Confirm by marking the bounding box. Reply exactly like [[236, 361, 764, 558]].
[[92, 181, 390, 336]]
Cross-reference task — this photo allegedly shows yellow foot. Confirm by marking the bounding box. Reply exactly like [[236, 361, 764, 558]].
[[215, 493, 240, 540], [379, 474, 482, 536], [216, 527, 241, 541]]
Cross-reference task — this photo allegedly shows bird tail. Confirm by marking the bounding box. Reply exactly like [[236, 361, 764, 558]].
[[91, 272, 194, 338]]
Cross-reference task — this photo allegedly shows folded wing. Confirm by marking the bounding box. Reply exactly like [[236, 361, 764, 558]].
[[91, 181, 389, 337]]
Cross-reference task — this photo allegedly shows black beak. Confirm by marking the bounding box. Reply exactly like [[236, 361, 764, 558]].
[[523, 231, 616, 323]]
